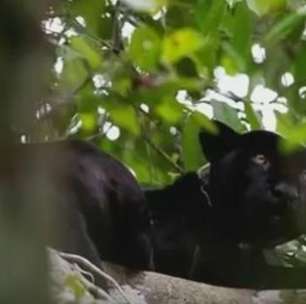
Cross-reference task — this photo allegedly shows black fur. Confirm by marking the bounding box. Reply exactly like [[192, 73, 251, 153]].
[[146, 121, 306, 288], [0, 140, 152, 270], [146, 172, 205, 277]]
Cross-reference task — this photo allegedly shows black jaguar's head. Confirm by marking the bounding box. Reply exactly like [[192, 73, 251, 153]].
[[199, 121, 306, 247]]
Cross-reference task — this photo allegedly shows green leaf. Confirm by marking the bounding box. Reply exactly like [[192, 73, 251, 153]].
[[113, 77, 132, 96], [246, 0, 287, 16], [192, 111, 218, 134], [165, 4, 197, 29], [162, 28, 204, 64], [129, 25, 161, 71], [59, 57, 88, 92], [212, 101, 244, 132], [134, 77, 202, 107], [70, 36, 102, 69], [192, 35, 219, 76], [221, 42, 247, 73], [182, 112, 216, 170], [155, 97, 183, 124], [293, 44, 306, 81], [264, 11, 306, 44], [277, 114, 306, 153], [244, 101, 262, 130], [221, 2, 252, 72], [109, 105, 140, 136], [182, 114, 205, 170], [195, 0, 226, 34], [75, 86, 103, 112], [69, 0, 106, 35], [79, 112, 97, 133]]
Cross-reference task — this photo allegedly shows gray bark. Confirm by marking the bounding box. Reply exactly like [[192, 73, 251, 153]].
[[50, 250, 306, 304]]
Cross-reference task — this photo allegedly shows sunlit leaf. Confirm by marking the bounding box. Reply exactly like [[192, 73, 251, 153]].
[[162, 28, 204, 64], [155, 97, 183, 124], [70, 36, 102, 69], [79, 112, 97, 133], [129, 25, 161, 71], [109, 105, 141, 136]]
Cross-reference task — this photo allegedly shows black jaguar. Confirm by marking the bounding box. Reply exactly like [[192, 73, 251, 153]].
[[146, 121, 306, 288]]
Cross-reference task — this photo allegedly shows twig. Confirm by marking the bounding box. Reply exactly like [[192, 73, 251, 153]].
[[143, 135, 184, 174], [86, 120, 112, 142], [204, 86, 243, 103], [71, 18, 113, 50], [111, 1, 124, 53], [73, 263, 113, 301], [136, 106, 184, 174], [59, 252, 134, 304]]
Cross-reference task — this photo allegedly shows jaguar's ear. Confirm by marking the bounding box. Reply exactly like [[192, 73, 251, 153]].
[[199, 120, 240, 162]]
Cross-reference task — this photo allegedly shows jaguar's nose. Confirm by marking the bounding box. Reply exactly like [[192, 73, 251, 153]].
[[273, 182, 299, 201]]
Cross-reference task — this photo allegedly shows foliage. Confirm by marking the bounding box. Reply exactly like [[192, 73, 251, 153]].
[[39, 0, 306, 185]]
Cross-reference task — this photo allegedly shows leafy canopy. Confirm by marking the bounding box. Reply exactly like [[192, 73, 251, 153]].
[[40, 0, 306, 185]]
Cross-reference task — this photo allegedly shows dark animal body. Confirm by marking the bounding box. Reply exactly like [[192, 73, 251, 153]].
[[3, 122, 306, 289], [0, 140, 152, 270], [145, 121, 306, 289]]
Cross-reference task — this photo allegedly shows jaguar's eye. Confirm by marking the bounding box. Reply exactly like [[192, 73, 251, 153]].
[[253, 154, 270, 168]]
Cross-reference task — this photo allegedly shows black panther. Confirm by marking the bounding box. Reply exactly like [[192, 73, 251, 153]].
[[0, 140, 152, 270], [145, 121, 306, 288]]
